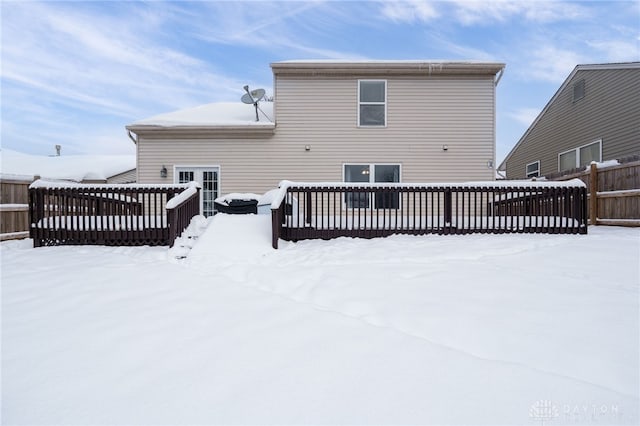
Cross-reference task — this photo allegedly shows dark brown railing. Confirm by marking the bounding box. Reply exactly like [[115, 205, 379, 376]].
[[166, 183, 201, 247], [29, 181, 196, 247], [271, 180, 588, 248]]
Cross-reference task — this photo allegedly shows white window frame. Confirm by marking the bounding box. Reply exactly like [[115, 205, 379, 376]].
[[342, 163, 401, 209], [174, 165, 221, 217], [525, 161, 540, 178], [557, 139, 602, 172], [357, 79, 387, 127]]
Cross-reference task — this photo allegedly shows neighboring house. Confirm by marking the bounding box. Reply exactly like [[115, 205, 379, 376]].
[[0, 148, 136, 183], [126, 60, 505, 216], [500, 62, 640, 179], [104, 168, 137, 184]]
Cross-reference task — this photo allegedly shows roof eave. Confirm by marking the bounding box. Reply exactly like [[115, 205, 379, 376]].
[[271, 61, 505, 77], [126, 124, 276, 139]]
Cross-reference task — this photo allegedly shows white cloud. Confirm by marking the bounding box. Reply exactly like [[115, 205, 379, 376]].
[[508, 107, 541, 127], [377, 0, 589, 26], [428, 33, 497, 61], [1, 2, 245, 115], [379, 0, 439, 23], [521, 45, 586, 83], [451, 0, 590, 25], [586, 39, 640, 63], [185, 1, 366, 60]]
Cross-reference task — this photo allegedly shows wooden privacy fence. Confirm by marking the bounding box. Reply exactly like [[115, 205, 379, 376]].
[[547, 157, 640, 227], [29, 181, 200, 247], [0, 175, 33, 241], [270, 180, 588, 248]]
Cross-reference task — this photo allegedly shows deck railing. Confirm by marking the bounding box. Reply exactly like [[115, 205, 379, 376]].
[[29, 181, 197, 247], [166, 183, 201, 247], [271, 180, 588, 248]]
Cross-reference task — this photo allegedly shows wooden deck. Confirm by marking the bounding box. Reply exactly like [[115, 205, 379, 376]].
[[271, 181, 588, 248]]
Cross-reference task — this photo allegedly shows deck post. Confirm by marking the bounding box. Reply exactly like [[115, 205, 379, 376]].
[[589, 162, 598, 226], [580, 186, 589, 234], [272, 205, 282, 249], [305, 192, 312, 225], [444, 189, 452, 232]]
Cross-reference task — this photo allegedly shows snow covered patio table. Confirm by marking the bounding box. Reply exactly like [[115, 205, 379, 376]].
[[2, 215, 638, 424]]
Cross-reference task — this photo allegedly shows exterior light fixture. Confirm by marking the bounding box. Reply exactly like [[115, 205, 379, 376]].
[[160, 165, 168, 178], [442, 145, 448, 151], [305, 145, 311, 151]]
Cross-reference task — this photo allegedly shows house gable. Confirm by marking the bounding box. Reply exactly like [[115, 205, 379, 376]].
[[500, 62, 640, 179]]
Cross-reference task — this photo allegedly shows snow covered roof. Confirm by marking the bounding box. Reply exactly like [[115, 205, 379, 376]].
[[128, 101, 274, 129], [0, 149, 135, 182]]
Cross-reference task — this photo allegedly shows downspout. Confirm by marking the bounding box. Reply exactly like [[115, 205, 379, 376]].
[[127, 130, 138, 144], [492, 67, 505, 179], [494, 67, 504, 87], [127, 130, 139, 182]]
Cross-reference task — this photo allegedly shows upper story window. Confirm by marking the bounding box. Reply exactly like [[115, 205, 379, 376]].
[[358, 80, 386, 127]]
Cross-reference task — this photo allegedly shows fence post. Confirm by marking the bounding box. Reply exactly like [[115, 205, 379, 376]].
[[272, 204, 283, 249], [589, 162, 598, 226], [167, 203, 177, 247], [580, 187, 588, 234], [29, 188, 41, 247], [305, 192, 312, 225], [444, 189, 452, 229]]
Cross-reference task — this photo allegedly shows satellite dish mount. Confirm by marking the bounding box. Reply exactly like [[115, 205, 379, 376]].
[[241, 85, 266, 121]]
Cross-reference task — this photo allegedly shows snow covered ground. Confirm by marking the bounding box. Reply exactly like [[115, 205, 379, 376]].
[[2, 215, 639, 425]]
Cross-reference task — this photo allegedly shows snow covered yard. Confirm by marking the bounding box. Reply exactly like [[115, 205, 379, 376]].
[[2, 216, 638, 425]]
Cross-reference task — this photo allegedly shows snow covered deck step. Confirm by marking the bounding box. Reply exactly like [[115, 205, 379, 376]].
[[186, 214, 273, 265]]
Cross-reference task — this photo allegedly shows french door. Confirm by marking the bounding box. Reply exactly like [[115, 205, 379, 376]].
[[174, 166, 220, 217]]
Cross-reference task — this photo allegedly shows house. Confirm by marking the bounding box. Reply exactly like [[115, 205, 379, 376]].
[[126, 60, 505, 216], [499, 62, 640, 179], [0, 148, 136, 183]]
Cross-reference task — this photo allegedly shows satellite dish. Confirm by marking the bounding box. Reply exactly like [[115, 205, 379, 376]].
[[240, 88, 266, 104], [241, 85, 267, 121], [250, 88, 265, 101], [241, 93, 254, 104]]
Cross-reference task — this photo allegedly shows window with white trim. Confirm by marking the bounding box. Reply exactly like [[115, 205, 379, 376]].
[[344, 163, 400, 208], [558, 140, 602, 172], [525, 161, 540, 178], [358, 80, 386, 127]]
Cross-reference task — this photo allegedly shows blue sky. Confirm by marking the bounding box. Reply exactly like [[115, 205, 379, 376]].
[[1, 1, 638, 163]]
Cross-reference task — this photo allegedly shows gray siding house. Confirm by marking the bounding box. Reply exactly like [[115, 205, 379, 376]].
[[500, 62, 640, 179], [127, 60, 505, 216]]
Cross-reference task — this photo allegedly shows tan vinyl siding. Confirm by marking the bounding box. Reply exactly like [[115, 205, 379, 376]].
[[505, 67, 640, 179], [137, 75, 496, 193]]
